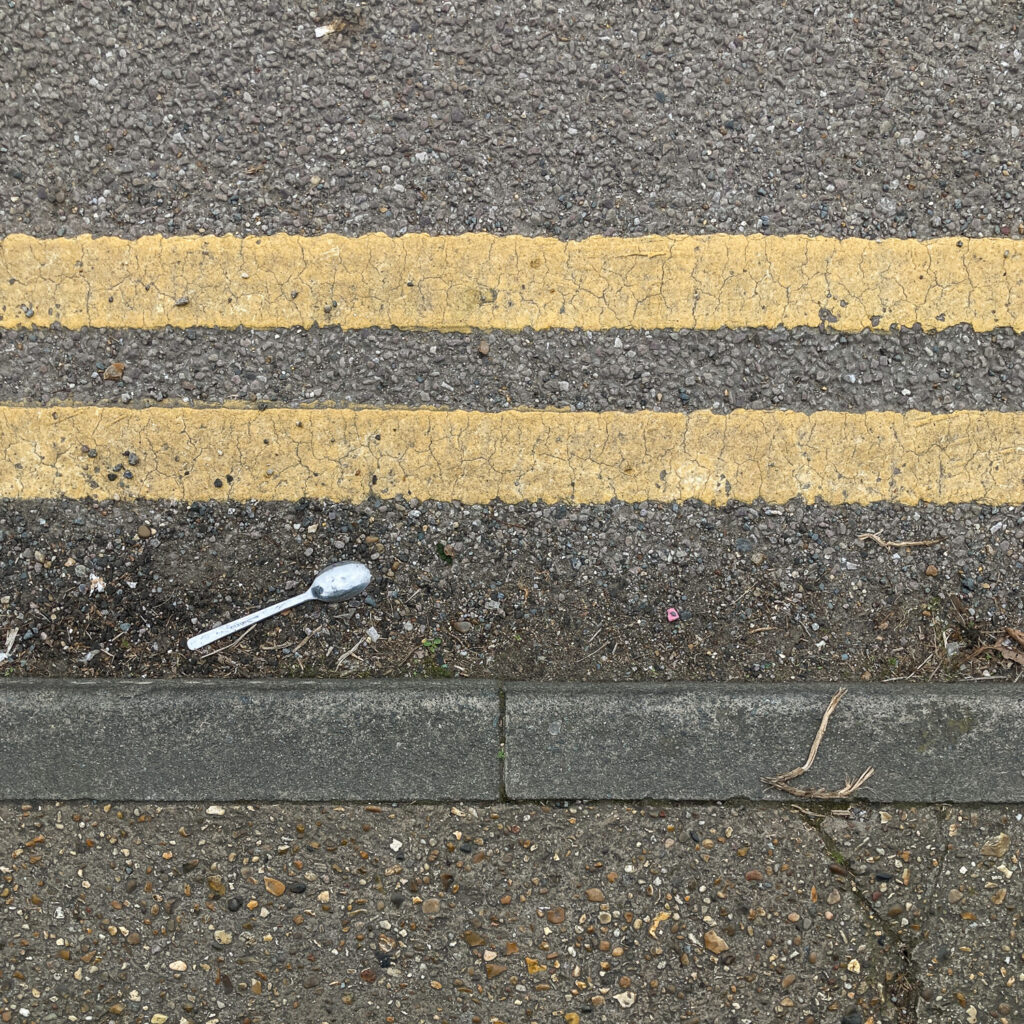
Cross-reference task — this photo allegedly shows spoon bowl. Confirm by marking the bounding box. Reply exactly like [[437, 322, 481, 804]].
[[310, 561, 373, 602]]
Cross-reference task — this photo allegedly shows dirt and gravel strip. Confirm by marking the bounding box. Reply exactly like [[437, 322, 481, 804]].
[[3, 496, 1023, 684]]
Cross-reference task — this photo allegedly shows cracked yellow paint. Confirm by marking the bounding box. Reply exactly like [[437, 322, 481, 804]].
[[0, 231, 1022, 332], [2, 404, 1023, 506]]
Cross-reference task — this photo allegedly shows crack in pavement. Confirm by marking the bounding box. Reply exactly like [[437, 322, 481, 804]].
[[805, 813, 924, 1024]]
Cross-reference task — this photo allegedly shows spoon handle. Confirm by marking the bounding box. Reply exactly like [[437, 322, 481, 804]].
[[187, 590, 312, 651]]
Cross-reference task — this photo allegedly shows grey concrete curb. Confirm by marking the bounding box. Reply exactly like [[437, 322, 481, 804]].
[[505, 681, 1024, 803], [2, 679, 1021, 802], [0, 679, 502, 801]]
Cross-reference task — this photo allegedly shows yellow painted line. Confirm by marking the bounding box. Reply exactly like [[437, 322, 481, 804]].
[[1, 232, 1022, 333], [2, 404, 1023, 506]]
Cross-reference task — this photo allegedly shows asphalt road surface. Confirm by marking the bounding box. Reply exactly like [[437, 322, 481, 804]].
[[2, 1, 1024, 1021], [2, 0, 1022, 241]]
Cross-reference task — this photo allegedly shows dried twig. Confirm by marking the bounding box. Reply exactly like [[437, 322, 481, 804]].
[[764, 767, 875, 800], [762, 688, 875, 800], [290, 626, 326, 655], [260, 625, 326, 655], [792, 803, 852, 819], [0, 628, 17, 664], [1002, 628, 1024, 667], [200, 624, 257, 660], [767, 688, 846, 784], [790, 804, 826, 819], [858, 532, 941, 550], [394, 645, 418, 671], [335, 636, 365, 669], [881, 651, 934, 682], [962, 627, 1024, 670]]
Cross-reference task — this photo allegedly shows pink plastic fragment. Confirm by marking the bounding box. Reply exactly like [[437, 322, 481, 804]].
[[666, 607, 679, 622]]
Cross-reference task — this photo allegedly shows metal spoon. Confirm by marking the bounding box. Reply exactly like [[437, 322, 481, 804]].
[[187, 561, 371, 652]]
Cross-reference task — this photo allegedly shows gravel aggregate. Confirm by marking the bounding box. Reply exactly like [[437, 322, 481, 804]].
[[823, 805, 1024, 1024]]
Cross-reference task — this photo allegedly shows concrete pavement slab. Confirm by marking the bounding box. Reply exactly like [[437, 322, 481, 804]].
[[4, 800, 1020, 1024]]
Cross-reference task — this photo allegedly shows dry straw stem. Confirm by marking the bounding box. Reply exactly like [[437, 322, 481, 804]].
[[967, 627, 1024, 669], [762, 687, 875, 800], [199, 623, 257, 660], [857, 532, 942, 550]]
